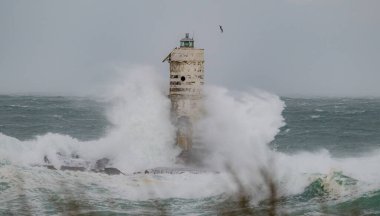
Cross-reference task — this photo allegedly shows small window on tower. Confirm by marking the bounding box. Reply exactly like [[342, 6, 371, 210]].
[[181, 76, 186, 81]]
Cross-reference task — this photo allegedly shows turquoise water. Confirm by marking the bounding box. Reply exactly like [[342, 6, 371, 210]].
[[0, 95, 109, 141], [0, 95, 380, 215], [274, 98, 380, 156]]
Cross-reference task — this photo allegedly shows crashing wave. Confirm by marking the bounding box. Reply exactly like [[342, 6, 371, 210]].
[[306, 171, 358, 198]]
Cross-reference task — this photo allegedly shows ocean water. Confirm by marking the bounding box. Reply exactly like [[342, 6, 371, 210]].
[[0, 70, 380, 215]]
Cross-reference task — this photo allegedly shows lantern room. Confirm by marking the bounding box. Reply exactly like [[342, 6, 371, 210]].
[[180, 33, 194, 48]]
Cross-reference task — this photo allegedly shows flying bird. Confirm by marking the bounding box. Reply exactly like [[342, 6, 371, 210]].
[[219, 25, 223, 33]]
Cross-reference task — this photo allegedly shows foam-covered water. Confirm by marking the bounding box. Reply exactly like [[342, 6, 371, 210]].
[[1, 67, 380, 215]]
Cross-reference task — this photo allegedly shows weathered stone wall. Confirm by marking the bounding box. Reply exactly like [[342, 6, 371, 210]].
[[168, 48, 204, 123], [169, 48, 204, 62], [165, 47, 204, 152]]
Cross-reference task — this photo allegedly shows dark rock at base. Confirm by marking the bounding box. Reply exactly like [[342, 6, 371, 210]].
[[91, 167, 124, 175], [103, 167, 123, 175], [44, 165, 57, 170], [41, 155, 123, 175], [60, 166, 86, 172], [141, 167, 219, 175]]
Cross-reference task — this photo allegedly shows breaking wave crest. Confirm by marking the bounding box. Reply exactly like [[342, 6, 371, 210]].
[[0, 66, 380, 203], [0, 66, 180, 173]]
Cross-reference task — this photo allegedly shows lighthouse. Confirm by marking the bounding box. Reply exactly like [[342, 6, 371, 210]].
[[163, 33, 204, 159]]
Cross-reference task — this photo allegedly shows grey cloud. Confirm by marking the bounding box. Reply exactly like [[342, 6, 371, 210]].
[[0, 0, 379, 97]]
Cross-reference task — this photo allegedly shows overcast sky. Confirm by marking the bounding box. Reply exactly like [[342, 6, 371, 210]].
[[0, 0, 379, 97]]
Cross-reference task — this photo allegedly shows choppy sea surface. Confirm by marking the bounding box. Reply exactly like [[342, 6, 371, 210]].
[[1, 94, 380, 215]]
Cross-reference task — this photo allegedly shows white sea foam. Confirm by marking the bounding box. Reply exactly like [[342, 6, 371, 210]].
[[275, 149, 380, 198], [0, 66, 179, 173], [8, 104, 29, 108], [0, 66, 380, 201], [194, 86, 286, 200], [311, 115, 320, 119]]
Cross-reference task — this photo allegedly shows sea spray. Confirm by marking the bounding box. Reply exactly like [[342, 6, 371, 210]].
[[275, 149, 380, 198], [195, 86, 286, 200], [1, 67, 379, 208], [1, 93, 380, 214], [97, 66, 180, 172], [0, 67, 287, 199], [0, 66, 180, 172]]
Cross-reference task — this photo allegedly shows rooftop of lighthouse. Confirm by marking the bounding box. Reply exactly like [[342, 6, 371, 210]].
[[180, 33, 194, 48]]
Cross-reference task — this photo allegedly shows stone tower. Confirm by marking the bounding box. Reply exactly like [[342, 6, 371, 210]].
[[163, 33, 204, 156]]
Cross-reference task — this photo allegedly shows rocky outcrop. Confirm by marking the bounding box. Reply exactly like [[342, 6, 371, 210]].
[[42, 154, 123, 175]]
